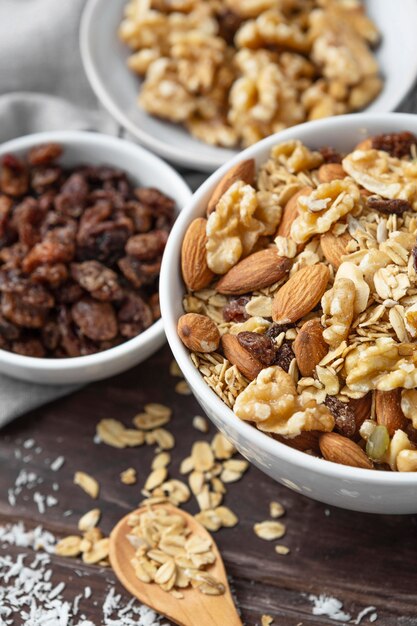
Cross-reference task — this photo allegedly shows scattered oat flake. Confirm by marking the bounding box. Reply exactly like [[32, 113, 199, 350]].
[[254, 521, 286, 541], [309, 594, 351, 622], [78, 508, 101, 532], [262, 616, 274, 626], [275, 545, 290, 555], [193, 415, 209, 433], [152, 452, 171, 470], [175, 380, 192, 395], [145, 467, 168, 491], [74, 471, 99, 499], [270, 501, 285, 519], [169, 359, 183, 377], [121, 467, 137, 485]]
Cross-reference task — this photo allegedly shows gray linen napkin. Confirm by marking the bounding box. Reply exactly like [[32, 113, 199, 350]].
[[0, 0, 416, 427]]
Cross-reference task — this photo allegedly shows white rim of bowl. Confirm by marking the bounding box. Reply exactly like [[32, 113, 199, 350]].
[[0, 130, 191, 372], [79, 0, 417, 172], [79, 0, 231, 172], [160, 112, 417, 485]]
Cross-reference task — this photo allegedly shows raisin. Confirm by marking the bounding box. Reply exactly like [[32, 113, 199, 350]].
[[71, 261, 123, 301], [0, 314, 20, 340], [126, 201, 152, 233], [223, 297, 250, 323], [11, 197, 45, 247], [319, 146, 343, 163], [0, 143, 175, 358], [0, 154, 29, 196], [274, 341, 294, 372], [325, 396, 356, 438], [0, 195, 13, 238], [31, 263, 68, 288], [237, 331, 276, 366], [31, 166, 61, 192], [1, 293, 47, 328], [71, 297, 118, 341], [118, 292, 153, 338], [149, 292, 160, 320], [265, 322, 295, 339], [413, 244, 417, 273], [28, 143, 63, 166], [22, 239, 75, 273], [125, 230, 168, 260], [11, 338, 46, 358], [371, 131, 417, 158], [367, 195, 411, 215], [118, 256, 160, 288]]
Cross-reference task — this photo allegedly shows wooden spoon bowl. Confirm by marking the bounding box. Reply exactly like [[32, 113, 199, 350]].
[[109, 503, 243, 626]]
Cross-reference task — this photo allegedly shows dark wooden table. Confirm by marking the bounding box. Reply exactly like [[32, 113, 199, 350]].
[[1, 344, 417, 625]]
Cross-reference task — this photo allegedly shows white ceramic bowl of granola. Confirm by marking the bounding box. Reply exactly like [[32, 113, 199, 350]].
[[80, 0, 417, 173], [160, 112, 417, 514], [0, 131, 191, 386]]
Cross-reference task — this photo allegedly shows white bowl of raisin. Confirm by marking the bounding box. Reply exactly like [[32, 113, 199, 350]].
[[161, 113, 417, 514], [0, 131, 191, 384]]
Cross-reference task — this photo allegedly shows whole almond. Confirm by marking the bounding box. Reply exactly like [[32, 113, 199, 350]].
[[317, 163, 346, 184], [207, 159, 255, 215], [319, 432, 373, 469], [276, 186, 312, 238], [375, 389, 407, 436], [221, 333, 263, 381], [216, 248, 291, 295], [181, 218, 214, 291], [293, 319, 328, 377], [350, 393, 372, 433], [272, 263, 330, 324], [320, 231, 351, 269], [275, 431, 321, 453], [177, 313, 220, 353]]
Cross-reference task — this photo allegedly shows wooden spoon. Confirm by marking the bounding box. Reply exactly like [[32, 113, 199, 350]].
[[109, 503, 243, 626]]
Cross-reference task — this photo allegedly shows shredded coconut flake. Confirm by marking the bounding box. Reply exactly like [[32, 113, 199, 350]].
[[0, 522, 169, 626], [50, 456, 65, 472], [309, 594, 351, 622]]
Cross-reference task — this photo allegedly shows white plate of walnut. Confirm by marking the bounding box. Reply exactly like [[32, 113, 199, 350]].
[[80, 0, 417, 172]]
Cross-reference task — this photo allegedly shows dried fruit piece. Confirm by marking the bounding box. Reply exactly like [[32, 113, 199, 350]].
[[375, 389, 407, 436], [272, 263, 329, 324], [221, 333, 263, 381], [293, 319, 327, 377], [177, 313, 220, 353], [237, 332, 276, 366], [367, 195, 411, 215], [216, 248, 291, 295], [319, 432, 373, 469], [325, 396, 356, 438], [371, 131, 417, 158], [207, 159, 255, 215], [181, 218, 214, 291]]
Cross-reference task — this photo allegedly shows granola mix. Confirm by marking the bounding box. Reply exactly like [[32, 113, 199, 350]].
[[119, 0, 382, 148], [0, 144, 175, 358], [178, 130, 417, 471]]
